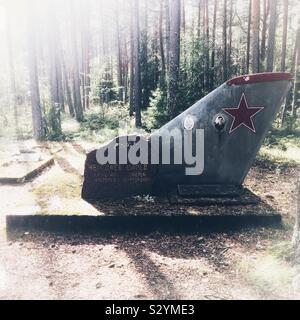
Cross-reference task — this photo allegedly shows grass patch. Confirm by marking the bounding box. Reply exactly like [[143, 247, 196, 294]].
[[258, 128, 300, 169], [263, 128, 300, 150], [237, 253, 298, 298], [33, 173, 82, 213], [255, 149, 299, 170], [0, 226, 7, 242], [267, 241, 295, 262]]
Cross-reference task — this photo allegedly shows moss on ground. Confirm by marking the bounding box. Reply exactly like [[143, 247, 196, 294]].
[[257, 128, 299, 167], [237, 254, 298, 298], [33, 172, 82, 213], [263, 129, 300, 149], [256, 147, 299, 170]]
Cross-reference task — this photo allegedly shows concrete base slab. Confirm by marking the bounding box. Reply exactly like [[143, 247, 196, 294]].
[[168, 187, 259, 206], [6, 214, 282, 235], [6, 191, 282, 234]]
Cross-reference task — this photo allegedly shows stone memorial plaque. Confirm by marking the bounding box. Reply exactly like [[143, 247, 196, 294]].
[[82, 136, 158, 199]]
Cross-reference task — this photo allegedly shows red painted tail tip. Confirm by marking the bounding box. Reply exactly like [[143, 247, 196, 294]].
[[227, 72, 293, 86]]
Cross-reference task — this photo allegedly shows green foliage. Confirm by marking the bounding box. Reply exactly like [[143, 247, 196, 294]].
[[264, 134, 288, 151], [143, 35, 216, 128], [255, 147, 299, 171], [46, 104, 63, 141], [263, 128, 300, 150], [77, 102, 151, 143], [284, 113, 300, 131], [79, 103, 135, 141], [143, 87, 169, 131], [81, 111, 119, 131], [140, 35, 161, 109], [91, 76, 118, 105]]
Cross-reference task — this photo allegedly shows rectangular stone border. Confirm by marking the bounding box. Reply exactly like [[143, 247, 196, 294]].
[[6, 214, 282, 235], [0, 157, 54, 184]]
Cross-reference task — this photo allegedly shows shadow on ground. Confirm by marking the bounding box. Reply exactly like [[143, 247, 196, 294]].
[[5, 226, 289, 299]]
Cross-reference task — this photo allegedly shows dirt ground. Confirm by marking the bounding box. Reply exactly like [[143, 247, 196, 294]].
[[0, 140, 300, 300]]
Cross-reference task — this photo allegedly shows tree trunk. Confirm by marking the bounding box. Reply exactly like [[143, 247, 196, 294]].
[[246, 0, 252, 74], [204, 0, 210, 89], [159, 1, 166, 84], [85, 52, 91, 110], [5, 4, 19, 132], [133, 0, 142, 127], [168, 0, 181, 119], [228, 0, 233, 68], [252, 0, 260, 73], [116, 4, 123, 93], [281, 0, 288, 72], [281, 20, 300, 127], [100, 2, 107, 58], [223, 0, 228, 81], [129, 1, 135, 117], [47, 4, 62, 136], [56, 59, 65, 113], [266, 0, 277, 72], [211, 0, 218, 89], [80, 2, 91, 111], [70, 1, 84, 122], [26, 1, 46, 141], [260, 0, 269, 67], [181, 0, 186, 35], [293, 182, 300, 263], [197, 0, 201, 38], [142, 0, 150, 108], [292, 20, 300, 118], [82, 1, 91, 109], [122, 30, 129, 103], [165, 0, 171, 72], [62, 58, 75, 117]]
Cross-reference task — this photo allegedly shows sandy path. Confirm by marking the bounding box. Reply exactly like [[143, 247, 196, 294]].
[[0, 141, 299, 300]]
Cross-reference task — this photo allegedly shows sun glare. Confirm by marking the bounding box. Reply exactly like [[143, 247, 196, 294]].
[[0, 6, 6, 31]]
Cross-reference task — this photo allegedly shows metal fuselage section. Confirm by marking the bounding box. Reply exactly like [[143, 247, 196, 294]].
[[151, 73, 292, 188]]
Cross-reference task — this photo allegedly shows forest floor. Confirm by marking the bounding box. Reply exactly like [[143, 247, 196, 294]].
[[0, 134, 300, 300]]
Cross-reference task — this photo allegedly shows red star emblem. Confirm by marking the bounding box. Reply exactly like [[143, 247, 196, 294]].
[[223, 93, 264, 134]]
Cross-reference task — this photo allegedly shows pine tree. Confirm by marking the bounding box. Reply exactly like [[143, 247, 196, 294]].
[[26, 0, 46, 141], [281, 0, 289, 72], [168, 0, 181, 119], [246, 0, 252, 74], [223, 0, 228, 81], [70, 1, 84, 122], [133, 0, 142, 127], [5, 3, 19, 133], [260, 0, 270, 68], [252, 0, 260, 73], [266, 0, 277, 72], [210, 0, 217, 89]]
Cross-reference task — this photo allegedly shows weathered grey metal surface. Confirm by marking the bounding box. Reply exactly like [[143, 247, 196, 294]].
[[151, 74, 292, 187]]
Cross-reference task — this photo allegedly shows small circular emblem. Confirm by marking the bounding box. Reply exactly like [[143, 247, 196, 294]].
[[183, 115, 194, 130], [214, 115, 226, 131]]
